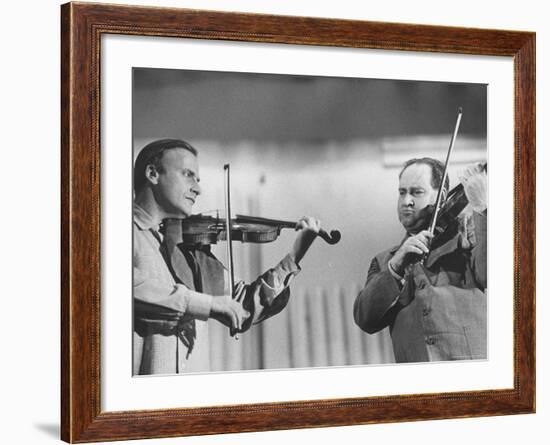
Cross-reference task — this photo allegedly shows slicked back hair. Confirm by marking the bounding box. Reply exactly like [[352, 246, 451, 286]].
[[133, 138, 197, 193]]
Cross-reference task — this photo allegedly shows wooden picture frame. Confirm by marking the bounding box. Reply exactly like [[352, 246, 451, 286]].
[[61, 2, 535, 442]]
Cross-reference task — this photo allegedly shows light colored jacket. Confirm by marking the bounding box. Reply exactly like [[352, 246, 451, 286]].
[[133, 203, 300, 375]]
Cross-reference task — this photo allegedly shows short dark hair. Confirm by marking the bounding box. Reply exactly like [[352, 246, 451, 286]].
[[133, 138, 198, 193], [399, 157, 450, 193]]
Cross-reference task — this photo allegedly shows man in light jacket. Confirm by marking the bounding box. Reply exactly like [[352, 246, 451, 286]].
[[133, 138, 321, 374]]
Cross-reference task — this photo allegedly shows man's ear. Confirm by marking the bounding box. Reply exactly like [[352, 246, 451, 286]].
[[144, 164, 160, 186]]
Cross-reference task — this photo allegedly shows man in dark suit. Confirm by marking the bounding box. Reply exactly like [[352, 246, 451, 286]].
[[354, 158, 487, 363]]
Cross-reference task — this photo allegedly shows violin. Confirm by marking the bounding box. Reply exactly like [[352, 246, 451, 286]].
[[161, 164, 340, 339], [408, 162, 487, 250], [409, 108, 486, 250], [163, 213, 341, 247], [431, 163, 487, 245]]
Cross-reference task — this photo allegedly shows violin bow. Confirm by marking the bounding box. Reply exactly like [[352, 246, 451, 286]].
[[428, 107, 463, 236], [223, 164, 239, 339]]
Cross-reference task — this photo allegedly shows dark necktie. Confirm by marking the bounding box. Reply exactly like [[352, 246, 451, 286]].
[[149, 228, 197, 359]]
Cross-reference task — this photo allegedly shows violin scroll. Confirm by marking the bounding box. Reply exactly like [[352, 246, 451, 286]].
[[320, 229, 341, 245]]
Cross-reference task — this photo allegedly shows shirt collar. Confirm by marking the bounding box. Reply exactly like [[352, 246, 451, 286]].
[[133, 202, 162, 231]]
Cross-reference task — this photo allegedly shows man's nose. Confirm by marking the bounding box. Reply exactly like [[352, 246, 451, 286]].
[[403, 194, 414, 207], [191, 182, 201, 196]]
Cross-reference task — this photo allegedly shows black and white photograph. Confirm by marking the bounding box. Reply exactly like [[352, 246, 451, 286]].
[[4, 0, 546, 443], [132, 68, 487, 376]]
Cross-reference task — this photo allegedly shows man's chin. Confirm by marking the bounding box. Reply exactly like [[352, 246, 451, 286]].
[[400, 216, 422, 233], [166, 209, 191, 219]]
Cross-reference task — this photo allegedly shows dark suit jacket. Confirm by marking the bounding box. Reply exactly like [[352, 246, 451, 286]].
[[354, 211, 487, 363]]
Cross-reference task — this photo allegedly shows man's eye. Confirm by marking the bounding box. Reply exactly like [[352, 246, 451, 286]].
[[413, 190, 425, 196], [182, 169, 199, 182]]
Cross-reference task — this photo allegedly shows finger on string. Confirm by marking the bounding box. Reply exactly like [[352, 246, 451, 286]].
[[417, 239, 429, 251], [418, 233, 430, 243], [415, 241, 429, 254]]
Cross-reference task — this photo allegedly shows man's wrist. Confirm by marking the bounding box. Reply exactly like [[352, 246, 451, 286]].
[[389, 255, 404, 276], [184, 288, 213, 321], [388, 258, 404, 280], [388, 260, 406, 288]]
